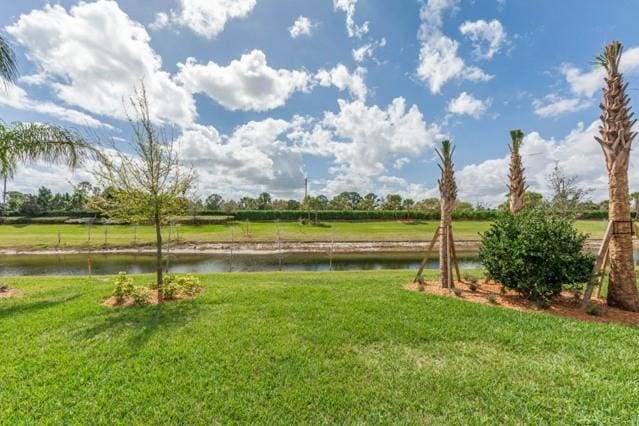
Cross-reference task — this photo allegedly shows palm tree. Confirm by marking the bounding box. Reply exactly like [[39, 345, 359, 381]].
[[0, 122, 92, 207], [0, 35, 92, 210], [508, 129, 526, 214], [595, 41, 639, 311], [0, 34, 18, 87], [437, 140, 457, 289]]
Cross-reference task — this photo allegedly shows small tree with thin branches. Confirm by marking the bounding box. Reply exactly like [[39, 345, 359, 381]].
[[93, 85, 193, 301], [508, 129, 526, 214]]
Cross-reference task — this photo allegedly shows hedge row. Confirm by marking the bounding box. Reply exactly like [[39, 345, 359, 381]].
[[0, 209, 624, 222], [198, 210, 499, 221]]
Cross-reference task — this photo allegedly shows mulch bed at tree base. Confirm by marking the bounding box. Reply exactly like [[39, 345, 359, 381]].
[[405, 280, 639, 326], [0, 288, 24, 299], [102, 288, 203, 308]]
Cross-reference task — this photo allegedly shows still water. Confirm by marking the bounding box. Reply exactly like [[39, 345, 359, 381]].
[[0, 252, 482, 276]]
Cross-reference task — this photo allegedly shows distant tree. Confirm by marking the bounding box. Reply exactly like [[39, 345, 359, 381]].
[[330, 191, 362, 210], [92, 85, 193, 300], [546, 163, 590, 217], [524, 191, 545, 210], [402, 198, 415, 211], [35, 186, 53, 211], [257, 192, 272, 210], [303, 195, 329, 211], [454, 201, 473, 212], [222, 200, 239, 212], [19, 194, 43, 217], [5, 191, 25, 212], [286, 199, 301, 210], [382, 194, 403, 211], [415, 198, 439, 211], [205, 193, 224, 210], [239, 196, 257, 210], [358, 193, 379, 210]]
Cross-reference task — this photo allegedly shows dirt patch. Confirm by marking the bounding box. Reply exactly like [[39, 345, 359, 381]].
[[0, 288, 24, 299], [102, 287, 203, 308], [406, 280, 639, 326]]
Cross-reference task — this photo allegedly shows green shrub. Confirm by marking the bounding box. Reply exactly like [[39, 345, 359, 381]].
[[131, 287, 152, 305], [478, 209, 594, 302], [160, 274, 181, 299], [112, 272, 135, 303], [161, 274, 201, 298], [176, 274, 201, 296]]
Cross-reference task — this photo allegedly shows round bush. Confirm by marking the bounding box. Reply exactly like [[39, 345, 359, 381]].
[[478, 209, 594, 302]]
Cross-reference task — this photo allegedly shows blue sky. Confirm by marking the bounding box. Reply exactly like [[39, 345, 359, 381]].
[[2, 0, 639, 205]]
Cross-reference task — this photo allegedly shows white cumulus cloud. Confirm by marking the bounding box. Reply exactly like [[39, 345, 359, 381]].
[[417, 0, 492, 94], [333, 0, 369, 38], [447, 92, 490, 118], [6, 0, 196, 126], [315, 64, 368, 101], [459, 19, 507, 60], [289, 16, 314, 38], [151, 0, 256, 39], [0, 84, 111, 128], [177, 50, 311, 112]]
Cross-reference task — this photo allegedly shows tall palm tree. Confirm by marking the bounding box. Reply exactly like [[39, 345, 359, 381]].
[[0, 35, 92, 210], [437, 140, 457, 289], [508, 129, 526, 214], [595, 41, 639, 311], [0, 122, 91, 207]]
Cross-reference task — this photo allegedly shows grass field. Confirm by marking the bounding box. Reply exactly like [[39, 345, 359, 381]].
[[2, 269, 638, 423], [0, 220, 610, 249]]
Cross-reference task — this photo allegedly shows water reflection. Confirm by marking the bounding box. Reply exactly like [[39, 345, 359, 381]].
[[0, 252, 482, 276]]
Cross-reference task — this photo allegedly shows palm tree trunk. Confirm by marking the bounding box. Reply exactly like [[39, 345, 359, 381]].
[[2, 175, 6, 208], [440, 203, 450, 289], [607, 170, 639, 310], [155, 210, 164, 302]]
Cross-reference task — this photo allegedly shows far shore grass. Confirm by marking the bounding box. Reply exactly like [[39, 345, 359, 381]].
[[2, 269, 639, 423], [0, 220, 609, 250]]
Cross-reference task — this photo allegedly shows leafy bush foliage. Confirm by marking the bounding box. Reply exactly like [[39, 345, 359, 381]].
[[478, 209, 594, 302], [131, 287, 152, 305], [112, 272, 135, 303], [157, 274, 202, 299]]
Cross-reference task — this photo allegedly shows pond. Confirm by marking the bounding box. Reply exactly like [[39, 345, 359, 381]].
[[0, 252, 482, 276]]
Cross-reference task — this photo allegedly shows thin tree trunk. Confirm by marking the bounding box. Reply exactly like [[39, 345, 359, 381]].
[[2, 175, 6, 208], [155, 211, 163, 302], [439, 204, 450, 289], [607, 170, 639, 310]]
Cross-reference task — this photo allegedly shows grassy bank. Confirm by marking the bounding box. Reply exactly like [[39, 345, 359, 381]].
[[0, 220, 609, 249], [1, 270, 638, 423]]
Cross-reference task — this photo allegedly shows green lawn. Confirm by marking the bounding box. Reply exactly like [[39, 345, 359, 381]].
[[2, 270, 638, 423], [0, 219, 610, 249]]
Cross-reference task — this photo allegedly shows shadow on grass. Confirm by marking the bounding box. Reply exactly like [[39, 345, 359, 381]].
[[74, 299, 202, 350], [0, 293, 83, 319]]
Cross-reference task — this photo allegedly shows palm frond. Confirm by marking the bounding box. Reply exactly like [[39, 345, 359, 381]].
[[0, 34, 18, 86], [3, 122, 93, 176], [509, 129, 524, 152]]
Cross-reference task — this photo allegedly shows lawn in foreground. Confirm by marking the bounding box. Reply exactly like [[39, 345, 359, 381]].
[[0, 219, 608, 249], [2, 270, 638, 424]]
